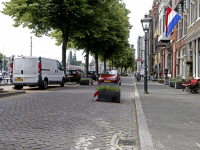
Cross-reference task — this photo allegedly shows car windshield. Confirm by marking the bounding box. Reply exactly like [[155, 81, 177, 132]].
[[102, 70, 117, 75], [66, 70, 76, 74], [89, 71, 94, 74]]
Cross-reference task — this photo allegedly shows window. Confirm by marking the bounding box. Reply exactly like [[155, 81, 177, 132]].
[[177, 21, 181, 40], [181, 47, 186, 77], [198, 0, 200, 18], [183, 15, 187, 35], [198, 38, 200, 76], [190, 2, 195, 24], [160, 19, 162, 35], [189, 42, 193, 60], [163, 15, 166, 33]]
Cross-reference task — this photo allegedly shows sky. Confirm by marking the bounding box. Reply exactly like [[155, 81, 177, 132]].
[[0, 0, 153, 62]]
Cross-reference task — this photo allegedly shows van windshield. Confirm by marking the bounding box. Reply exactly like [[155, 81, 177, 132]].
[[14, 59, 25, 69]]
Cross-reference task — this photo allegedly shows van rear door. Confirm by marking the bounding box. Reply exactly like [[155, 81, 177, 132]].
[[13, 58, 25, 84], [23, 58, 38, 83]]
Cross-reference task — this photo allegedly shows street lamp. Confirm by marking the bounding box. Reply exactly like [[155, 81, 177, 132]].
[[141, 14, 151, 94]]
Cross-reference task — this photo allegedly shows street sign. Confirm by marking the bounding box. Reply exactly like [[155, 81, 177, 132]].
[[137, 57, 142, 62]]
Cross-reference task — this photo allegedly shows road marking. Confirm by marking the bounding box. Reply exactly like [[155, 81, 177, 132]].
[[196, 143, 200, 147]]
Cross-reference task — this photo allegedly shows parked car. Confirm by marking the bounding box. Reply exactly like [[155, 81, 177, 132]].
[[11, 56, 65, 89], [98, 70, 121, 85], [88, 71, 98, 81], [77, 69, 86, 77], [66, 69, 81, 83]]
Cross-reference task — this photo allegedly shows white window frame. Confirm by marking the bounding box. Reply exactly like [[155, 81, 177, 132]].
[[190, 0, 195, 24], [180, 47, 186, 77]]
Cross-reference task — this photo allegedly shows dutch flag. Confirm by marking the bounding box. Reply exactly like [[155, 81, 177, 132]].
[[165, 6, 182, 37]]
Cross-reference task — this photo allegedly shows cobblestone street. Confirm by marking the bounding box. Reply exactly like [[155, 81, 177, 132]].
[[0, 77, 138, 150]]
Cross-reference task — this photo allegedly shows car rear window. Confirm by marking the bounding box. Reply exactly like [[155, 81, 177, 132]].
[[102, 70, 117, 75], [66, 70, 76, 74], [89, 71, 94, 74]]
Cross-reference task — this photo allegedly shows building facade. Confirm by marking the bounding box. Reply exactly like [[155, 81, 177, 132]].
[[145, 0, 200, 80]]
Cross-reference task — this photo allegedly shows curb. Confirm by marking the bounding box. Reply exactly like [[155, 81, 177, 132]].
[[134, 81, 155, 150], [0, 91, 26, 98]]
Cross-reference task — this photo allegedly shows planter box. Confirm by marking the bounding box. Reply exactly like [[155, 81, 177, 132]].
[[164, 78, 169, 85], [175, 82, 184, 89], [169, 81, 173, 87], [98, 90, 121, 103], [80, 80, 93, 85]]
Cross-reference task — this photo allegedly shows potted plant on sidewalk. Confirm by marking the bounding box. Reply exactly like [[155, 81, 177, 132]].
[[96, 84, 121, 103], [80, 78, 93, 85], [185, 60, 194, 80], [168, 78, 174, 87], [164, 68, 169, 85], [174, 79, 184, 89]]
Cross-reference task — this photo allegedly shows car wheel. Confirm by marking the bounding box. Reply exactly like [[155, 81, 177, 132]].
[[60, 78, 65, 87], [42, 80, 48, 89]]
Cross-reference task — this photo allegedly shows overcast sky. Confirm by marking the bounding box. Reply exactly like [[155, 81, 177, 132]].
[[0, 0, 153, 62]]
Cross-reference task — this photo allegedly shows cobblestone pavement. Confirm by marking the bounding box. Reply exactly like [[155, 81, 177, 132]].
[[0, 77, 138, 150], [136, 80, 200, 150]]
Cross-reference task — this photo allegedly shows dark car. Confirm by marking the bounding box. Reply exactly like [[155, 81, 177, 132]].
[[98, 70, 121, 85], [66, 69, 81, 83], [88, 71, 98, 81], [77, 69, 86, 77]]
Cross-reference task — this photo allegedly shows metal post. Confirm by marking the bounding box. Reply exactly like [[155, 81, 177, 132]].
[[30, 36, 32, 56], [144, 32, 148, 93]]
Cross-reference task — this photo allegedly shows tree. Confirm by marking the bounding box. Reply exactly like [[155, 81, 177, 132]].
[[2, 0, 109, 76], [0, 53, 8, 71]]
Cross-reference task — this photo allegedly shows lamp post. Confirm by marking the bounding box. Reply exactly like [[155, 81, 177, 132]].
[[141, 14, 151, 94]]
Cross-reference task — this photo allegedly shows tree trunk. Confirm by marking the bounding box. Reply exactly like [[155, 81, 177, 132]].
[[95, 52, 99, 74], [104, 56, 106, 72], [112, 59, 113, 69], [86, 36, 90, 77], [86, 49, 89, 77], [61, 29, 69, 77], [121, 67, 123, 74]]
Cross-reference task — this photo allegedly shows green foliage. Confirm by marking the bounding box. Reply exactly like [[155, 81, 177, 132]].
[[96, 85, 120, 92], [80, 78, 92, 81], [67, 51, 82, 66], [174, 79, 182, 83], [168, 78, 174, 81], [0, 53, 8, 69]]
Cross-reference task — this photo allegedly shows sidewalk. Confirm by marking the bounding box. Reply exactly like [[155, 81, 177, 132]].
[[0, 85, 25, 98], [135, 79, 200, 150]]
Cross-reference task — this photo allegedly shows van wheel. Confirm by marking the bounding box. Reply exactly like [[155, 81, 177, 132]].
[[14, 85, 23, 90], [42, 80, 48, 89], [60, 78, 65, 87]]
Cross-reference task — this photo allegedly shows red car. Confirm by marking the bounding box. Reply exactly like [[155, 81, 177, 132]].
[[98, 70, 121, 85]]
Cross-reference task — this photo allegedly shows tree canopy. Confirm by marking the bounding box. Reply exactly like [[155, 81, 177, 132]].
[[2, 0, 135, 75]]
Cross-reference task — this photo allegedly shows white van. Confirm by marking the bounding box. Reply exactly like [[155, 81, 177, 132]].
[[11, 56, 65, 89]]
